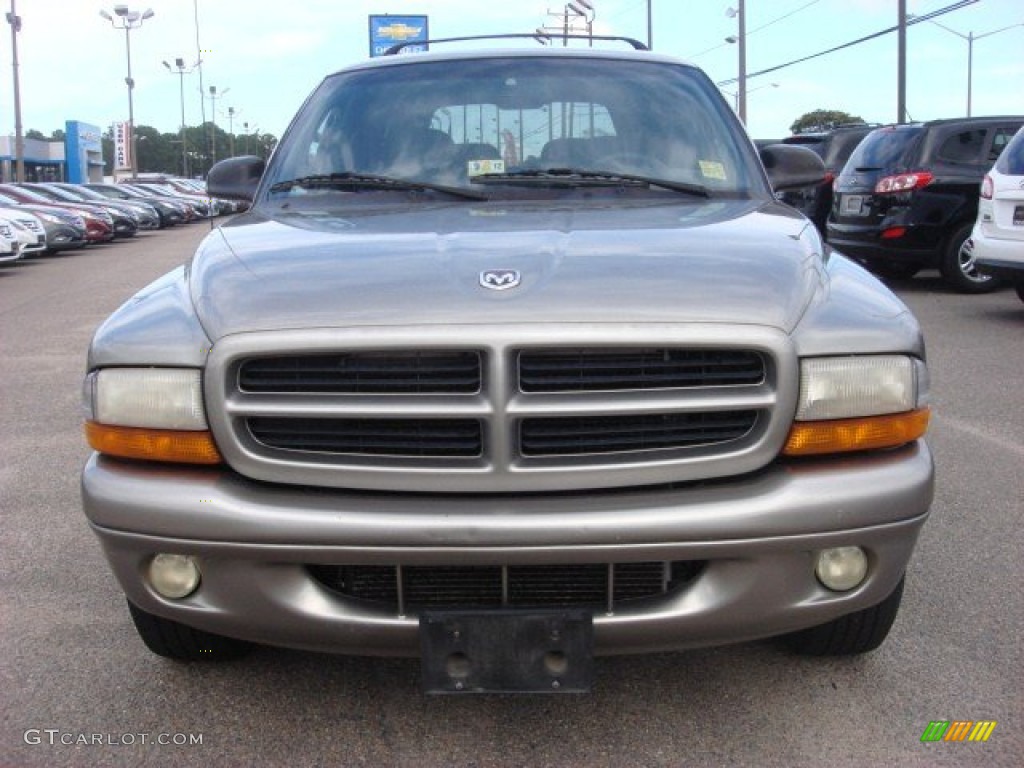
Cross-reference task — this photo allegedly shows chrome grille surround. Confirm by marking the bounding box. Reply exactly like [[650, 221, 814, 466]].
[[204, 324, 798, 493]]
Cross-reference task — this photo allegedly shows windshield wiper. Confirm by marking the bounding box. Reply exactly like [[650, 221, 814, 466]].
[[470, 168, 711, 198], [268, 172, 487, 200]]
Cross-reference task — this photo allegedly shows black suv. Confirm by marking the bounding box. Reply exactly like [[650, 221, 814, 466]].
[[780, 124, 876, 234], [827, 116, 1024, 292]]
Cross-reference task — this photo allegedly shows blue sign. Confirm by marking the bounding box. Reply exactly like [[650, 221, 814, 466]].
[[369, 15, 429, 57]]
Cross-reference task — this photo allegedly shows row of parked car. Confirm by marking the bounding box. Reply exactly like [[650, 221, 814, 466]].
[[0, 177, 243, 265], [776, 116, 1024, 300]]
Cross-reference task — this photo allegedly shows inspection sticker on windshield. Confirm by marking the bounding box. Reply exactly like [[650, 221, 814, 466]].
[[698, 160, 726, 181], [467, 159, 505, 177]]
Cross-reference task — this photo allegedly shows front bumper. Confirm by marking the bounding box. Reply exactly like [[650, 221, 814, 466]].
[[82, 442, 933, 656]]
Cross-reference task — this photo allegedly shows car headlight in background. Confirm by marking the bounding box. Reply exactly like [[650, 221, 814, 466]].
[[783, 355, 930, 456], [83, 368, 222, 464]]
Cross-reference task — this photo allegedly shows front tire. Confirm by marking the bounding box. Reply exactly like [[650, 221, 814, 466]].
[[783, 577, 905, 656], [127, 601, 252, 661], [939, 224, 1004, 293]]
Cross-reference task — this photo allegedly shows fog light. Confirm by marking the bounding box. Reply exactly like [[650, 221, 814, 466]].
[[815, 547, 868, 591], [148, 554, 201, 599]]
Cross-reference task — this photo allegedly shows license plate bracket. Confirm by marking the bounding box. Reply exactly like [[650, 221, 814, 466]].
[[419, 609, 594, 694], [842, 194, 865, 216]]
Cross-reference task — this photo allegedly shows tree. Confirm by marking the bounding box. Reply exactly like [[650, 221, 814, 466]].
[[25, 128, 46, 140], [790, 110, 865, 134]]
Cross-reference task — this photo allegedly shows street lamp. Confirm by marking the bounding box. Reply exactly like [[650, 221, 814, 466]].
[[914, 18, 1024, 117], [227, 106, 238, 157], [99, 5, 155, 179], [5, 1, 24, 182], [163, 57, 199, 177], [725, 1, 747, 124], [567, 1, 595, 46], [208, 84, 229, 167]]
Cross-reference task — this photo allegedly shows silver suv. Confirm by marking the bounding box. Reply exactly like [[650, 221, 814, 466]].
[[81, 39, 933, 693]]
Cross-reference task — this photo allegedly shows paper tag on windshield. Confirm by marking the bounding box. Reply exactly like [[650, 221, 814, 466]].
[[698, 160, 726, 180], [467, 159, 505, 177]]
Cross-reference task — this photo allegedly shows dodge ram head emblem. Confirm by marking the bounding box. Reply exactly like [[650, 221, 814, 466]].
[[479, 269, 521, 291]]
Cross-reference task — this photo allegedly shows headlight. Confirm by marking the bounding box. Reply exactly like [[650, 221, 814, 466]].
[[83, 368, 222, 464], [783, 355, 930, 456]]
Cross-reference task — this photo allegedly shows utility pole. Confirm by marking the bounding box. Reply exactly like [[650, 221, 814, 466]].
[[5, 0, 25, 181], [897, 0, 907, 123]]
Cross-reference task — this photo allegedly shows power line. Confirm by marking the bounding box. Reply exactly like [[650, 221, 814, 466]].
[[716, 0, 979, 86], [686, 0, 822, 60]]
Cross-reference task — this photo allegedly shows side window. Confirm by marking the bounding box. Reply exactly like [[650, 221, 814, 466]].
[[995, 128, 1024, 175], [936, 128, 987, 165], [988, 126, 1019, 164]]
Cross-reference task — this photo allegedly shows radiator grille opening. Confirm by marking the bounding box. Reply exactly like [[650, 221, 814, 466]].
[[309, 561, 705, 611], [520, 411, 759, 456], [247, 417, 483, 458], [239, 350, 482, 394], [519, 348, 765, 392]]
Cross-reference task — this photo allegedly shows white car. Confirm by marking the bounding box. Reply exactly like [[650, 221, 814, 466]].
[[0, 220, 21, 264], [971, 126, 1024, 302], [0, 208, 47, 257]]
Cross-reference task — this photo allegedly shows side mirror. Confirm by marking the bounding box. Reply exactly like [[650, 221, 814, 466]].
[[759, 144, 825, 191], [207, 155, 264, 202]]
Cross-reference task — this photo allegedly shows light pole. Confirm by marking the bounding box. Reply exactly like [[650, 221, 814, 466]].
[[227, 106, 236, 157], [5, 1, 24, 182], [567, 1, 595, 46], [99, 5, 154, 179], [208, 84, 229, 167], [163, 57, 198, 177], [725, 1, 747, 124], [916, 18, 1024, 117]]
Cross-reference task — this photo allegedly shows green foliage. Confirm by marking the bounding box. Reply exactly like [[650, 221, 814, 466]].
[[790, 109, 865, 134]]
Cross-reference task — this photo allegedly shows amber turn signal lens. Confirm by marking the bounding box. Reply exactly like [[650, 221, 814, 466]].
[[782, 408, 930, 456], [85, 422, 223, 464]]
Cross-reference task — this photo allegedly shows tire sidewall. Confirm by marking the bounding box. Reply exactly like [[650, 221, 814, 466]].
[[940, 223, 1003, 294]]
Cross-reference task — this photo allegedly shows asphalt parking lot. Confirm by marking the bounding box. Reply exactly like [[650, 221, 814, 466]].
[[1, 225, 1021, 767]]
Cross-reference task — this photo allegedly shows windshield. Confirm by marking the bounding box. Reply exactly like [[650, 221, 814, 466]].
[[266, 56, 760, 200]]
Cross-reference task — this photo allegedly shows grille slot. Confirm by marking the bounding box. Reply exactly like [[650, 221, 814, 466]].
[[248, 417, 483, 458], [520, 411, 759, 456], [239, 350, 482, 394], [309, 562, 704, 612], [519, 348, 765, 392]]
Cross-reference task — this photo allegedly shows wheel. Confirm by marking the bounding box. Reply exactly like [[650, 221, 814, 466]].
[[864, 260, 921, 280], [783, 577, 905, 656], [939, 224, 1005, 293], [127, 601, 252, 661], [1015, 283, 1024, 303]]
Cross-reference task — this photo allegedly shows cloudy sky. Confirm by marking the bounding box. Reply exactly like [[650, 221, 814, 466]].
[[2, 0, 1022, 142]]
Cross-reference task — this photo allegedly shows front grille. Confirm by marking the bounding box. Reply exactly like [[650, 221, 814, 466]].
[[520, 411, 759, 456], [248, 417, 483, 458], [519, 348, 765, 392], [211, 331, 787, 492], [239, 350, 481, 394], [309, 561, 705, 613]]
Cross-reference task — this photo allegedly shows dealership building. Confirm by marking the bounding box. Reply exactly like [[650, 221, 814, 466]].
[[0, 120, 105, 183]]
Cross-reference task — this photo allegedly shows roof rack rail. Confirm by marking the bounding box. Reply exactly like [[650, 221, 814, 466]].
[[383, 33, 649, 56]]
